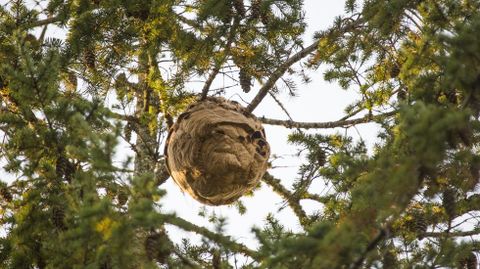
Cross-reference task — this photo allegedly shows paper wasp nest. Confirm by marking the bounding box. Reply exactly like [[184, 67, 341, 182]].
[[165, 97, 270, 205]]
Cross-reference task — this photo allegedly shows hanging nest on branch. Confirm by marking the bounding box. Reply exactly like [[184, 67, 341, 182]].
[[165, 97, 270, 205]]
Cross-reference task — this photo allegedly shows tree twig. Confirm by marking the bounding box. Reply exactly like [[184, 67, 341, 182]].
[[162, 214, 260, 260], [246, 41, 319, 113], [26, 16, 62, 28], [262, 172, 309, 227], [259, 110, 396, 129], [200, 17, 240, 100]]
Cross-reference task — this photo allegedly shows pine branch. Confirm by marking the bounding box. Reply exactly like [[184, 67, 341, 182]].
[[351, 228, 388, 269], [259, 110, 397, 129], [262, 172, 309, 227], [423, 228, 480, 238], [26, 16, 62, 28], [162, 214, 260, 260], [246, 41, 319, 113], [246, 15, 362, 113]]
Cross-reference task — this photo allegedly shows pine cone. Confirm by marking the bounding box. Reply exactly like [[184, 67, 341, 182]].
[[316, 149, 327, 166], [459, 252, 477, 269], [442, 189, 456, 220], [145, 231, 172, 264], [250, 0, 261, 20], [83, 48, 96, 70], [412, 213, 427, 238], [0, 186, 12, 202], [56, 155, 74, 182], [52, 206, 66, 230], [117, 189, 128, 206], [66, 71, 77, 91], [233, 0, 245, 17], [260, 8, 272, 26], [389, 63, 400, 78], [239, 68, 252, 93]]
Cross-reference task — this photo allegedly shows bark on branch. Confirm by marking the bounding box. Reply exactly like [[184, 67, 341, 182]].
[[423, 229, 480, 238], [260, 111, 397, 129], [262, 172, 309, 227], [163, 214, 260, 260], [27, 16, 62, 28]]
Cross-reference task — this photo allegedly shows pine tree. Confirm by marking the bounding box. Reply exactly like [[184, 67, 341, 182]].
[[1, 0, 480, 268]]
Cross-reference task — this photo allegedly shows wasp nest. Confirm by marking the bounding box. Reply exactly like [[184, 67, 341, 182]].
[[165, 97, 270, 205]]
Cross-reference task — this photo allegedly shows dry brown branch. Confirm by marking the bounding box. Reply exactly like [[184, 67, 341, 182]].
[[259, 110, 397, 129]]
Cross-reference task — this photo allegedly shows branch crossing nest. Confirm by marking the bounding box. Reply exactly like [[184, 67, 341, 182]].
[[165, 97, 270, 205]]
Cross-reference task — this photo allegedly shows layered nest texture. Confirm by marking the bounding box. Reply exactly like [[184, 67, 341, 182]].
[[165, 97, 270, 205]]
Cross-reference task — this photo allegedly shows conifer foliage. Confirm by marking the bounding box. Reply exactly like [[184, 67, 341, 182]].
[[1, 0, 480, 268]]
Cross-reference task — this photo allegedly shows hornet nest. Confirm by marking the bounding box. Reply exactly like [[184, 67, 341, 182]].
[[164, 97, 270, 205]]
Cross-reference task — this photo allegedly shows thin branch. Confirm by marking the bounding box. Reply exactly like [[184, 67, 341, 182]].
[[246, 41, 319, 113], [268, 90, 294, 121], [162, 214, 260, 260], [26, 16, 62, 28], [423, 229, 480, 238], [262, 172, 309, 227], [351, 228, 387, 269], [259, 110, 396, 129], [200, 17, 240, 100]]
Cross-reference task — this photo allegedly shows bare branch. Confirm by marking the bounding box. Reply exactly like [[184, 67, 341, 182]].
[[423, 229, 480, 238], [200, 17, 240, 100], [246, 41, 319, 113], [259, 110, 397, 129], [26, 16, 62, 28]]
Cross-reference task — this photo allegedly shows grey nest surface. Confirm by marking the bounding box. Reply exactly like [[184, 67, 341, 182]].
[[165, 97, 270, 205]]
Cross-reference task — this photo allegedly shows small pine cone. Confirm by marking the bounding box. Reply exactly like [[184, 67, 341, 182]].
[[0, 186, 12, 202], [239, 68, 252, 93], [145, 231, 172, 264], [260, 9, 271, 25], [117, 189, 128, 206], [397, 89, 407, 101], [56, 156, 68, 178], [56, 156, 74, 182], [83, 48, 96, 70], [389, 64, 400, 78], [316, 149, 327, 166], [460, 252, 478, 269], [66, 71, 77, 91], [412, 213, 427, 238], [442, 189, 456, 220], [250, 0, 261, 20], [52, 206, 66, 230], [233, 0, 245, 17]]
